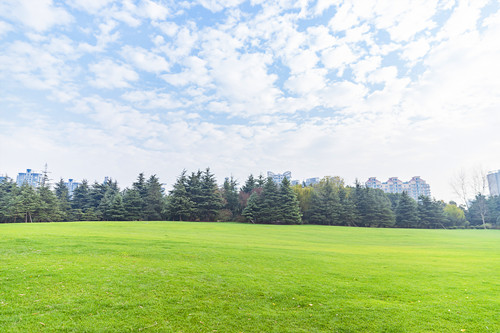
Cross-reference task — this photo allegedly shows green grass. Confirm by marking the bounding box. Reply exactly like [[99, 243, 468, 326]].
[[0, 222, 498, 332]]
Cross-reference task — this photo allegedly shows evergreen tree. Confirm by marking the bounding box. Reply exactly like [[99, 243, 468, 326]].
[[418, 196, 445, 228], [36, 183, 62, 222], [199, 168, 223, 221], [307, 178, 341, 225], [72, 180, 90, 210], [186, 170, 203, 220], [241, 174, 256, 194], [395, 191, 418, 228], [338, 186, 358, 226], [107, 193, 126, 221], [16, 183, 40, 223], [71, 180, 90, 220], [54, 179, 72, 221], [279, 178, 302, 224], [167, 170, 195, 221], [132, 173, 147, 219], [221, 176, 241, 219], [242, 191, 263, 223], [144, 175, 164, 221], [0, 177, 17, 222], [123, 188, 143, 220], [259, 178, 281, 223]]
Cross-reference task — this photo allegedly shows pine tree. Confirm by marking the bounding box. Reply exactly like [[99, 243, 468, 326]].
[[279, 178, 302, 224], [395, 191, 418, 228], [132, 173, 147, 219], [242, 191, 262, 223], [123, 188, 143, 221], [260, 178, 280, 223], [222, 176, 241, 219], [0, 177, 17, 222], [17, 183, 40, 223], [199, 168, 223, 221], [71, 179, 90, 220], [107, 193, 126, 221], [186, 170, 203, 220], [37, 183, 62, 222], [54, 179, 72, 221], [144, 175, 164, 221], [307, 178, 341, 225], [241, 174, 256, 194], [418, 196, 446, 228], [167, 170, 195, 221]]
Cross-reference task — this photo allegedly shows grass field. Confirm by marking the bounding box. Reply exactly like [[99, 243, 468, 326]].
[[0, 222, 498, 332]]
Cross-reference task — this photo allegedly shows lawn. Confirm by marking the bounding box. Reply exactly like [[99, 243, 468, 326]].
[[0, 222, 498, 332]]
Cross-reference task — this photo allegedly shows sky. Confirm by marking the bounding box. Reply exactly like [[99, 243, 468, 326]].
[[1, 0, 500, 201]]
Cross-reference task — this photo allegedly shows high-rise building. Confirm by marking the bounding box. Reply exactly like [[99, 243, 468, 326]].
[[267, 171, 292, 184], [16, 169, 42, 187], [487, 170, 500, 196], [64, 179, 80, 197], [365, 176, 431, 201], [304, 177, 320, 186]]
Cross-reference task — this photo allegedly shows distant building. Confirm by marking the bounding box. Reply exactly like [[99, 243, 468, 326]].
[[64, 179, 80, 197], [365, 176, 431, 201], [487, 170, 500, 196], [267, 171, 292, 184], [291, 180, 300, 186], [16, 169, 42, 187], [304, 177, 320, 187]]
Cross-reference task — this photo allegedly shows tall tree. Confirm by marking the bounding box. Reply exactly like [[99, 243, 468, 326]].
[[307, 178, 341, 225], [198, 168, 223, 221], [242, 191, 263, 223], [167, 170, 195, 221], [144, 175, 164, 221], [36, 183, 62, 222], [54, 179, 72, 221], [279, 178, 302, 224], [221, 176, 241, 220], [418, 196, 446, 228], [123, 188, 144, 221], [259, 178, 281, 223], [395, 191, 418, 228]]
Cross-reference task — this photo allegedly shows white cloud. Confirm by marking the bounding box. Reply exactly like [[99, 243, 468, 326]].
[[67, 0, 113, 14], [285, 68, 327, 94], [89, 59, 139, 89], [0, 0, 73, 32], [121, 45, 170, 73], [162, 56, 211, 87], [139, 0, 169, 21], [0, 21, 12, 37]]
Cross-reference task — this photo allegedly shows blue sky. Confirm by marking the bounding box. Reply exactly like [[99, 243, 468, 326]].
[[1, 0, 500, 201]]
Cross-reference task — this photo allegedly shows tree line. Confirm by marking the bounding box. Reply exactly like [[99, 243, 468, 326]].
[[0, 170, 498, 228]]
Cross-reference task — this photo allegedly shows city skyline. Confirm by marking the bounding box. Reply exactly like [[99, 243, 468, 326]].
[[1, 1, 500, 202]]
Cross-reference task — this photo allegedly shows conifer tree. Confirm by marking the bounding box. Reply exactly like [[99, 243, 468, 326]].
[[279, 178, 302, 224], [54, 179, 72, 221], [199, 168, 223, 221], [260, 178, 280, 223], [242, 191, 262, 223], [222, 176, 241, 219], [418, 196, 445, 228], [144, 175, 164, 221], [123, 188, 143, 221], [37, 183, 62, 222], [167, 170, 195, 221], [395, 191, 419, 228], [307, 178, 341, 225]]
